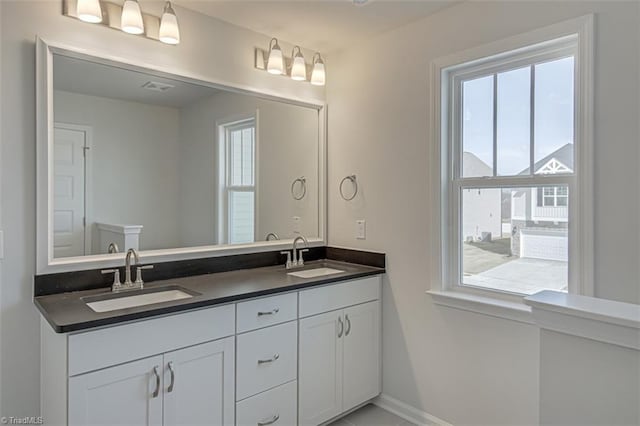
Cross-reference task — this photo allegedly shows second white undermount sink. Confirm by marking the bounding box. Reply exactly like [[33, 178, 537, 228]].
[[84, 286, 198, 313], [287, 267, 344, 279]]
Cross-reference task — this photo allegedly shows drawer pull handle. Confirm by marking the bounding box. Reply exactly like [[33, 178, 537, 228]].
[[257, 354, 280, 365], [257, 308, 280, 316], [345, 314, 351, 336], [257, 414, 280, 426], [337, 316, 344, 338], [151, 366, 160, 398], [167, 361, 175, 393]]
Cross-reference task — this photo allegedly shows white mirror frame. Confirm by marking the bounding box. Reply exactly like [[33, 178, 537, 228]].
[[36, 37, 327, 274]]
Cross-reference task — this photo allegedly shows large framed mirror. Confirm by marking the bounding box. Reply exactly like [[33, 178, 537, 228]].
[[36, 39, 326, 273]]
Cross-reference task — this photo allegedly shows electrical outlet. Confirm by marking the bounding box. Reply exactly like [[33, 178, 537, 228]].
[[292, 216, 301, 233], [356, 220, 366, 240], [0, 230, 4, 259]]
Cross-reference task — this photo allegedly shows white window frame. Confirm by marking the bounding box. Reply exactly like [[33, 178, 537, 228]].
[[428, 16, 594, 316], [217, 114, 258, 245]]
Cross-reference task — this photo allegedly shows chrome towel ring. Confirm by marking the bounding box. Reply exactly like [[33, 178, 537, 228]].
[[291, 176, 307, 200], [339, 175, 358, 201]]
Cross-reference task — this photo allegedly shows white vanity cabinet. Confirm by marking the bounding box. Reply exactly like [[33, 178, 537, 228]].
[[41, 274, 382, 426], [298, 277, 381, 426]]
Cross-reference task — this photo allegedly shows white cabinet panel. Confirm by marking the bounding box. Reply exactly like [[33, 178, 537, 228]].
[[237, 321, 297, 400], [236, 381, 297, 426], [299, 276, 381, 318], [298, 310, 343, 426], [68, 355, 163, 426], [163, 337, 235, 426], [342, 301, 381, 412], [237, 292, 297, 333]]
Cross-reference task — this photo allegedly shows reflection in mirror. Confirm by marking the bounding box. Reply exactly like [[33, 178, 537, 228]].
[[52, 54, 320, 258]]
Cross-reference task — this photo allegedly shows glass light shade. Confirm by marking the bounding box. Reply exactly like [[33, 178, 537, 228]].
[[77, 0, 102, 23], [121, 0, 144, 35], [311, 61, 326, 86], [291, 51, 307, 81], [266, 40, 284, 75], [159, 3, 180, 45]]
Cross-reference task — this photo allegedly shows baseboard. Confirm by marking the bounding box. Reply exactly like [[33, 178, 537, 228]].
[[373, 393, 452, 426]]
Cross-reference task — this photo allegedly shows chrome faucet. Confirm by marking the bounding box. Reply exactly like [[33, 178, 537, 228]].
[[124, 248, 140, 286], [266, 232, 280, 241], [101, 248, 153, 292], [281, 235, 309, 269]]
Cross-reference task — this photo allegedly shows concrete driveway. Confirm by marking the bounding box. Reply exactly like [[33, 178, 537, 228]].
[[464, 257, 568, 295]]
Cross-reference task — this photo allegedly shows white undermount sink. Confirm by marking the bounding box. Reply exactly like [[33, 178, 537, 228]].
[[84, 286, 197, 313], [287, 267, 345, 279]]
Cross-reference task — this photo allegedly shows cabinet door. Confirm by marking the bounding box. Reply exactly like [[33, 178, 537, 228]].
[[342, 301, 381, 412], [68, 355, 163, 426], [298, 310, 343, 426], [163, 337, 235, 426]]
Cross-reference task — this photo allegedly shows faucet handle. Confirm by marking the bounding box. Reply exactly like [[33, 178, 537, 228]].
[[135, 265, 154, 285], [101, 269, 122, 291], [298, 249, 310, 266], [280, 251, 293, 269]]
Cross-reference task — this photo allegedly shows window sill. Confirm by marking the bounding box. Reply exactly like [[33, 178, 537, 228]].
[[427, 290, 534, 325]]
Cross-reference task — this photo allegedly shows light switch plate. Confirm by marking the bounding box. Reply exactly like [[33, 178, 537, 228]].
[[356, 220, 366, 240], [0, 230, 4, 259]]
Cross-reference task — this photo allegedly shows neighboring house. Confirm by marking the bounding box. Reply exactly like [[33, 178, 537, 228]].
[[510, 143, 573, 262], [461, 152, 502, 242]]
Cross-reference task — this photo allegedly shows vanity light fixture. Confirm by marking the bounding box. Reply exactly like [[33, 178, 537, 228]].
[[76, 0, 102, 23], [310, 53, 326, 86], [159, 1, 180, 45], [290, 46, 307, 81], [266, 38, 285, 75], [121, 0, 145, 35]]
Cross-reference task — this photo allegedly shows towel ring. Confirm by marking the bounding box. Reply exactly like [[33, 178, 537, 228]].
[[291, 176, 307, 200], [339, 175, 358, 201]]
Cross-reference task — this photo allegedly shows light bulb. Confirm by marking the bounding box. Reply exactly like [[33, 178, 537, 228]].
[[159, 2, 180, 45], [121, 0, 144, 35], [290, 46, 307, 81], [77, 0, 102, 23], [266, 38, 284, 75], [311, 53, 326, 86]]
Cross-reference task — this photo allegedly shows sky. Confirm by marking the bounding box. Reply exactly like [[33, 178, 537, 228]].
[[462, 56, 574, 176]]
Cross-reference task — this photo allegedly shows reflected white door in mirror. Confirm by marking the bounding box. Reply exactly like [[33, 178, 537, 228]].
[[36, 39, 326, 274]]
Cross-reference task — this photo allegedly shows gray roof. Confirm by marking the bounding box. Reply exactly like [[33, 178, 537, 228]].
[[519, 143, 574, 175]]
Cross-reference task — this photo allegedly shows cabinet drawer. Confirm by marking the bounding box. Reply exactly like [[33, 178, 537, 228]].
[[236, 321, 297, 400], [237, 292, 297, 333], [69, 304, 235, 376], [236, 381, 297, 426], [299, 276, 381, 318]]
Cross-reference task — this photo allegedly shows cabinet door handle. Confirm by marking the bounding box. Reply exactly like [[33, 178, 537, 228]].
[[257, 414, 280, 426], [257, 308, 280, 316], [345, 314, 351, 336], [151, 366, 160, 398], [337, 316, 344, 338], [257, 353, 280, 365], [167, 361, 175, 393]]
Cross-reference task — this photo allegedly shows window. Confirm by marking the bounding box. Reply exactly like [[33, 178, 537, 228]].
[[220, 118, 256, 244], [434, 17, 594, 301]]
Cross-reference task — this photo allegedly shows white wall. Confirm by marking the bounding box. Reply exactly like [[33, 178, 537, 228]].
[[54, 90, 182, 252], [179, 90, 319, 245], [327, 1, 639, 424], [0, 0, 324, 417]]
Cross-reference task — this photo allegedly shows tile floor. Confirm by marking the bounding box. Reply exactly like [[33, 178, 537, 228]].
[[329, 403, 416, 426]]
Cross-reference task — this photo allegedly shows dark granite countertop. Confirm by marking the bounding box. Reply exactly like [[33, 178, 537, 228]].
[[35, 259, 384, 333]]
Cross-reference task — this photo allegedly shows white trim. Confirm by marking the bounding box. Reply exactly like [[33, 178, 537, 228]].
[[36, 37, 328, 274], [524, 291, 640, 350], [427, 290, 535, 325], [429, 15, 594, 303], [373, 394, 452, 426]]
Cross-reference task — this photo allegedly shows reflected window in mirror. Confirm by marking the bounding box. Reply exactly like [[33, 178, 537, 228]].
[[220, 118, 256, 244]]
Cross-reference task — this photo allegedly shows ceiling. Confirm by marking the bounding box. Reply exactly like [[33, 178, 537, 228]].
[[53, 55, 220, 108], [173, 0, 458, 53]]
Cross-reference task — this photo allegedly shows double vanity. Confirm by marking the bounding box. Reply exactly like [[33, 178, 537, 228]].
[[35, 249, 384, 426]]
